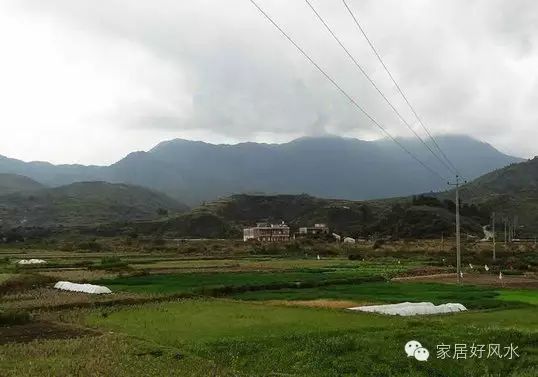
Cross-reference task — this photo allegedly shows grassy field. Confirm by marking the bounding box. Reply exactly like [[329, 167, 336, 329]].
[[80, 299, 537, 377], [497, 290, 538, 305], [231, 281, 532, 309], [0, 334, 222, 377], [95, 268, 399, 295], [4, 298, 535, 376], [1, 243, 537, 376]]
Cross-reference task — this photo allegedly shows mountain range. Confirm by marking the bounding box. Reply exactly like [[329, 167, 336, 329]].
[[1, 144, 537, 238], [0, 135, 523, 206]]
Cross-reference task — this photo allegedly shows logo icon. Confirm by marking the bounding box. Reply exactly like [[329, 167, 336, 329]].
[[405, 340, 430, 361]]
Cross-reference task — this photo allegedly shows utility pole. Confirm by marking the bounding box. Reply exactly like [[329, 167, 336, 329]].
[[512, 215, 519, 240], [508, 217, 513, 243], [448, 175, 464, 284], [503, 218, 506, 250], [492, 212, 496, 261]]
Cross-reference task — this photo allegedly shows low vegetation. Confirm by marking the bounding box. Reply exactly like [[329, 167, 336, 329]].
[[0, 273, 55, 295], [82, 299, 537, 377], [0, 240, 536, 376]]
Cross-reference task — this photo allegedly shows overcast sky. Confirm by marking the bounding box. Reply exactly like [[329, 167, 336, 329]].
[[0, 0, 537, 165]]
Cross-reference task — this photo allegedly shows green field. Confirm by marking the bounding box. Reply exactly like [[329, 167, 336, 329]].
[[498, 290, 538, 305], [2, 295, 537, 376], [81, 299, 538, 377], [232, 281, 534, 310], [95, 259, 417, 295], [1, 247, 537, 377], [97, 272, 381, 294]]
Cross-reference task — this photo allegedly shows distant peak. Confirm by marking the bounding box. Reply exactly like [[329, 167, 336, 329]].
[[150, 138, 208, 152], [287, 135, 363, 144]]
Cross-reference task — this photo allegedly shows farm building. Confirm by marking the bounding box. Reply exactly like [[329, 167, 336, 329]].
[[298, 223, 329, 235], [243, 222, 290, 242]]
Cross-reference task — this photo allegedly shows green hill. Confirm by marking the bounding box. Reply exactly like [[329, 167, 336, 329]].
[[442, 157, 538, 235], [0, 173, 45, 195], [132, 210, 239, 239], [137, 193, 482, 239], [0, 181, 188, 228]]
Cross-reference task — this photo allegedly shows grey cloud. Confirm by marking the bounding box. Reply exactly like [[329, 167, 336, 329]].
[[12, 0, 538, 158]]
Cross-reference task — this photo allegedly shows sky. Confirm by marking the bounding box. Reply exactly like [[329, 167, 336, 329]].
[[0, 0, 537, 165]]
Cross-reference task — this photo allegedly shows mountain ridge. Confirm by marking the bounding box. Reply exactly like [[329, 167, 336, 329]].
[[0, 135, 524, 206], [0, 173, 46, 195]]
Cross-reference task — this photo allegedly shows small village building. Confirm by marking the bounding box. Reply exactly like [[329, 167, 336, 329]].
[[243, 222, 290, 242], [298, 223, 329, 235], [343, 237, 356, 244]]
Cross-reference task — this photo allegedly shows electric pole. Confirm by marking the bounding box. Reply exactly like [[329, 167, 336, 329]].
[[504, 218, 507, 248], [448, 175, 464, 284], [510, 215, 518, 241], [492, 212, 496, 261]]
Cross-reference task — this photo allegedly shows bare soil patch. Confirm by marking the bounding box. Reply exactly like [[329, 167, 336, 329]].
[[0, 321, 99, 344], [1, 288, 150, 311], [39, 269, 119, 282]]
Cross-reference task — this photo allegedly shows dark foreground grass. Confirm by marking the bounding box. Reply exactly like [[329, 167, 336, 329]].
[[232, 281, 534, 310], [82, 299, 538, 377]]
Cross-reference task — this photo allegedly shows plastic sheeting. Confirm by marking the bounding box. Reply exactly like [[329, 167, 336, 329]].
[[347, 302, 467, 316], [54, 281, 112, 294], [17, 259, 47, 264]]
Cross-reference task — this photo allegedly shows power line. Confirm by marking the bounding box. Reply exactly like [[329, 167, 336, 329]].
[[304, 0, 455, 176], [341, 0, 459, 176], [448, 175, 462, 284], [248, 0, 447, 182]]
